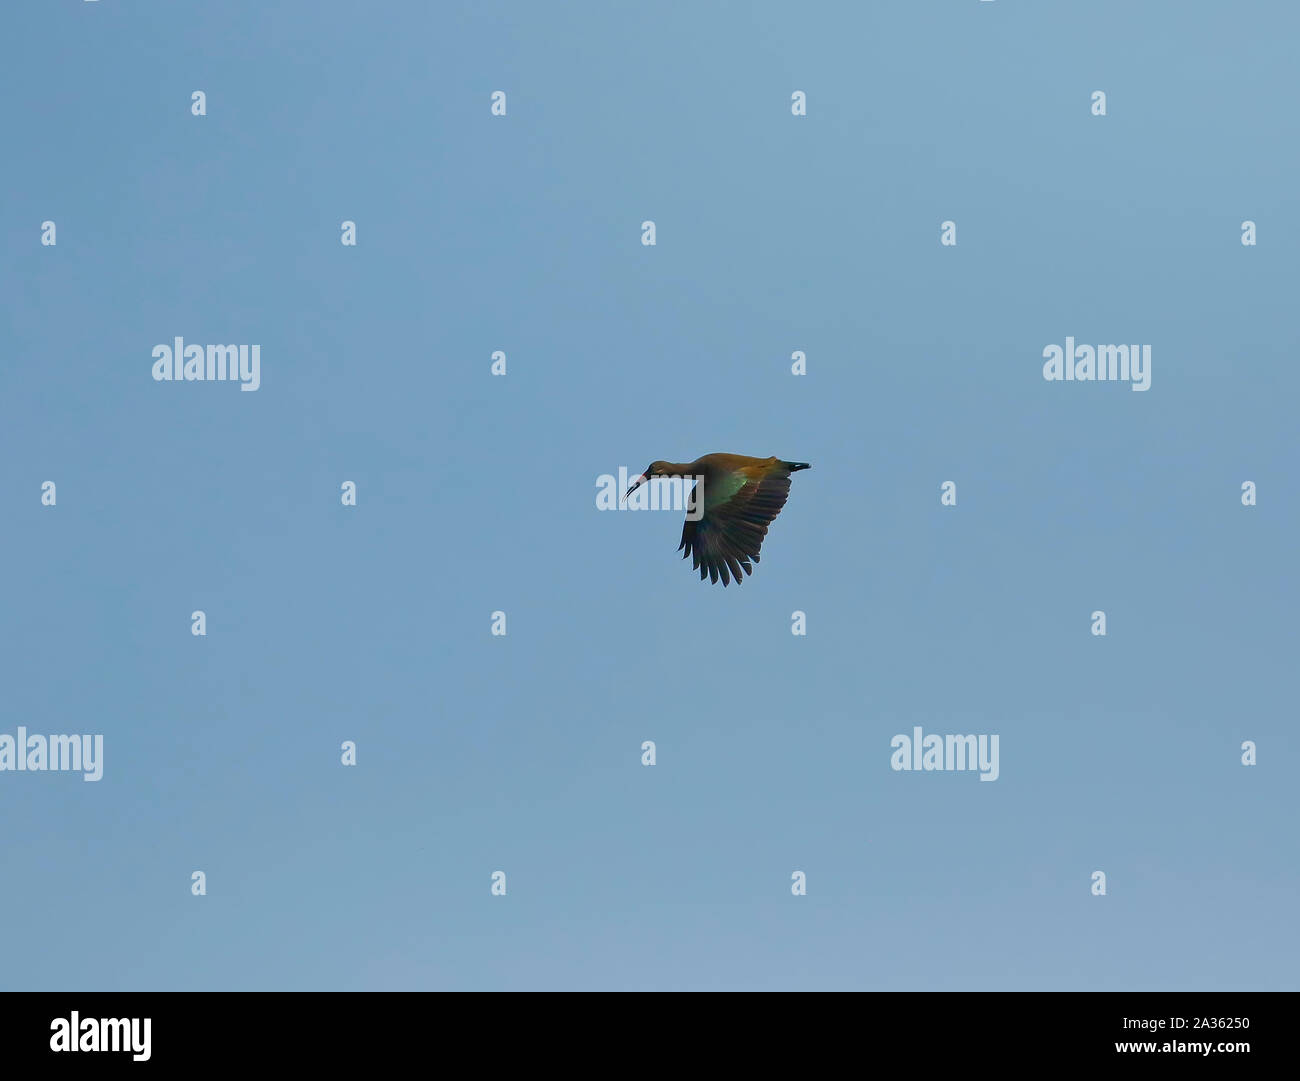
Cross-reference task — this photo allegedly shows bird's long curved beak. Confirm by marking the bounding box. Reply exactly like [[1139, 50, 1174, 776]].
[[622, 474, 647, 504]]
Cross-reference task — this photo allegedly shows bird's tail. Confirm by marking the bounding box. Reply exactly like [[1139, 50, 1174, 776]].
[[783, 461, 811, 472]]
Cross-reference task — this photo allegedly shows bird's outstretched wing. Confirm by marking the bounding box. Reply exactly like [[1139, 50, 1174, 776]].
[[678, 471, 792, 585]]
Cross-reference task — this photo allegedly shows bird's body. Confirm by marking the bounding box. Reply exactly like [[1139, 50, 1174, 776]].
[[625, 453, 810, 586]]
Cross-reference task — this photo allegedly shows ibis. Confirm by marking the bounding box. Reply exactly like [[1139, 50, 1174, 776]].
[[624, 453, 810, 586]]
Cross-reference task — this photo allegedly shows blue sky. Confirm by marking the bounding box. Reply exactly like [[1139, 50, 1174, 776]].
[[1, 1, 1295, 990]]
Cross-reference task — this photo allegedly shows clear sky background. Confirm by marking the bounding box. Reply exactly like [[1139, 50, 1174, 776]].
[[1, 1, 1296, 991]]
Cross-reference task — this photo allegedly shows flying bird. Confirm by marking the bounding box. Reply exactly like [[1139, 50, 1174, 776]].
[[624, 453, 810, 586]]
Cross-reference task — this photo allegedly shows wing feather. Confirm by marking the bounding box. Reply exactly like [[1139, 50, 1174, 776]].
[[678, 469, 793, 586]]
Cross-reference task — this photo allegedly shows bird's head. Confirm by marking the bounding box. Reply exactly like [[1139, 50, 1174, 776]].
[[624, 461, 674, 501]]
